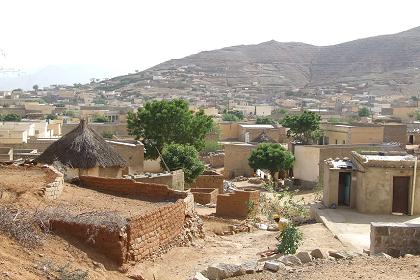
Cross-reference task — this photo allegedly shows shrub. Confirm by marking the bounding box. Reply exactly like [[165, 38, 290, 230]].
[[277, 223, 302, 255]]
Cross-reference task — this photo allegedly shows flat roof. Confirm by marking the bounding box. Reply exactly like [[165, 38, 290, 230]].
[[363, 154, 416, 161], [239, 124, 274, 129]]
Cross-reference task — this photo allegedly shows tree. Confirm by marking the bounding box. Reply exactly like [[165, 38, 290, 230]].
[[282, 111, 321, 144], [161, 144, 204, 184], [1, 114, 21, 122], [92, 115, 109, 123], [256, 116, 277, 125], [127, 99, 214, 160], [358, 107, 370, 117], [248, 143, 294, 183], [46, 114, 57, 120], [32, 84, 39, 91], [227, 110, 244, 120], [222, 113, 239, 122]]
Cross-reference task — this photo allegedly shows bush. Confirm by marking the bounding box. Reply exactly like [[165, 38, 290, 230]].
[[222, 113, 239, 122], [203, 140, 221, 153], [277, 223, 302, 255]]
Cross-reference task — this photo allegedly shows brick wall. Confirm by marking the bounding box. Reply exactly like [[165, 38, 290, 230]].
[[370, 222, 420, 257], [216, 189, 259, 219], [127, 201, 186, 261], [190, 170, 224, 194], [190, 188, 218, 204]]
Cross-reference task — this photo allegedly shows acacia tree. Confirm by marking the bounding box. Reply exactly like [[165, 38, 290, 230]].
[[281, 111, 321, 144], [127, 99, 214, 160], [248, 143, 295, 184], [161, 144, 204, 184]]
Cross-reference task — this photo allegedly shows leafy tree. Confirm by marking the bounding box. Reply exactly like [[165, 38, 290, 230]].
[[0, 114, 21, 122], [127, 99, 214, 160], [32, 84, 39, 91], [256, 117, 277, 125], [358, 107, 370, 117], [248, 143, 294, 183], [227, 110, 244, 120], [282, 111, 321, 144], [161, 144, 204, 184], [92, 115, 109, 123], [222, 113, 239, 122], [46, 114, 57, 120], [277, 223, 302, 255]]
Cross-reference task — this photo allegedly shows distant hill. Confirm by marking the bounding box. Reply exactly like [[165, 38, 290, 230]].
[[102, 26, 420, 97]]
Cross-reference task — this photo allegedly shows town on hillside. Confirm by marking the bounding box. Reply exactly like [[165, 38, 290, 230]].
[[1, 4, 420, 280]]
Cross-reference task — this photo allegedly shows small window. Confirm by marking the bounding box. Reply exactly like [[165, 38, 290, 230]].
[[335, 139, 338, 144], [342, 140, 346, 144]]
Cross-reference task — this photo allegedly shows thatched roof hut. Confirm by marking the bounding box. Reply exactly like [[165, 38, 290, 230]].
[[35, 120, 127, 169]]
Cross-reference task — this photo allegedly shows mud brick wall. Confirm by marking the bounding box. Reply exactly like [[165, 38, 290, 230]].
[[50, 220, 128, 265], [190, 188, 218, 205], [216, 189, 259, 219], [127, 201, 186, 261], [39, 165, 64, 199], [370, 222, 420, 257], [79, 176, 187, 201], [190, 170, 224, 194]]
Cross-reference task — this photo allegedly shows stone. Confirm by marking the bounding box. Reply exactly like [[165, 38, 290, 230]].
[[296, 251, 313, 264], [192, 272, 209, 280], [207, 263, 246, 280], [404, 254, 414, 258], [310, 249, 328, 259], [240, 261, 258, 274], [329, 251, 346, 259], [374, 252, 392, 259], [264, 261, 286, 272], [279, 255, 302, 266], [363, 249, 371, 256], [129, 275, 145, 280]]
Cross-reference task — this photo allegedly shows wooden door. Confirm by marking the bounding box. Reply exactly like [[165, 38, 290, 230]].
[[392, 176, 410, 214]]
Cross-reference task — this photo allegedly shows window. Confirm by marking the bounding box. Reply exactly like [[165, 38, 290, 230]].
[[335, 139, 338, 144], [342, 140, 346, 144]]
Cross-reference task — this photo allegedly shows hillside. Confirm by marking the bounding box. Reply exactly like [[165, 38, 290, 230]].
[[99, 26, 420, 97]]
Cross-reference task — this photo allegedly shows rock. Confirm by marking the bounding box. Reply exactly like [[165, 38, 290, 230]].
[[279, 255, 302, 266], [310, 249, 328, 259], [373, 252, 392, 259], [207, 263, 246, 280], [363, 249, 371, 256], [118, 264, 129, 273], [264, 261, 286, 272], [240, 261, 258, 274], [192, 272, 209, 280], [404, 254, 414, 258], [92, 261, 105, 270], [296, 251, 313, 264], [129, 275, 145, 280], [329, 251, 346, 259]]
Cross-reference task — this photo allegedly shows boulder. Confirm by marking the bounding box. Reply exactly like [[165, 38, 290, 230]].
[[296, 251, 313, 264], [373, 252, 392, 259], [192, 272, 209, 280], [207, 263, 246, 280], [329, 251, 346, 259], [240, 261, 258, 274], [310, 249, 328, 259], [264, 261, 286, 272], [279, 255, 302, 266]]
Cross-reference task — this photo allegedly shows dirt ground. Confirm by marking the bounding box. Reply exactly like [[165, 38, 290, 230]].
[[232, 255, 420, 280]]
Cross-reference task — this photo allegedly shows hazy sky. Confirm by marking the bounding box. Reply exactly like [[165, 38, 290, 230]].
[[1, 0, 420, 75]]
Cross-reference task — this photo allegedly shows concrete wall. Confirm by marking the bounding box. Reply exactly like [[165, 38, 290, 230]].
[[370, 223, 420, 257], [219, 122, 240, 141], [349, 126, 384, 144], [293, 145, 320, 183], [108, 141, 144, 174], [216, 189, 259, 219], [224, 143, 256, 179], [190, 170, 224, 193]]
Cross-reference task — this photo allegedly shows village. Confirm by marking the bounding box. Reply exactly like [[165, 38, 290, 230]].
[[0, 85, 420, 280]]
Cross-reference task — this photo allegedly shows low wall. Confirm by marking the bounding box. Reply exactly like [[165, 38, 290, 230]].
[[190, 188, 218, 205], [216, 189, 259, 219], [134, 169, 185, 191], [370, 222, 420, 257], [190, 170, 224, 194], [127, 201, 186, 261], [201, 153, 225, 168]]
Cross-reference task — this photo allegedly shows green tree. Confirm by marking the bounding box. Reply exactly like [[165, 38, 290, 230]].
[[222, 113, 239, 122], [92, 115, 109, 123], [248, 143, 294, 183], [277, 223, 303, 255], [282, 111, 321, 144], [161, 144, 205, 184], [358, 107, 370, 117], [227, 110, 244, 120], [46, 114, 57, 120], [256, 117, 277, 125], [127, 99, 214, 160], [32, 84, 39, 91], [1, 114, 21, 122]]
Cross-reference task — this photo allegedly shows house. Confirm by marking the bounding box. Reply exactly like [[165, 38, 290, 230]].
[[321, 123, 384, 145], [219, 122, 287, 143], [323, 151, 420, 215], [224, 143, 256, 178], [35, 120, 127, 178]]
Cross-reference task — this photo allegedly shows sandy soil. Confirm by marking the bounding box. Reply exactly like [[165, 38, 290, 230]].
[[232, 255, 420, 280]]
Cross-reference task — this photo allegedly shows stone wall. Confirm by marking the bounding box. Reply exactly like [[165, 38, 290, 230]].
[[370, 222, 420, 257], [216, 189, 259, 219], [190, 170, 224, 193], [38, 165, 64, 199]]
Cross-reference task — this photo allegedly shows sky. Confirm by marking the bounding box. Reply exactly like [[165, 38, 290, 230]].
[[1, 0, 420, 77]]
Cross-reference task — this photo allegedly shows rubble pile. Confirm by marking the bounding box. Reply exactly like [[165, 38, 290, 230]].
[[223, 180, 236, 193], [231, 176, 247, 182]]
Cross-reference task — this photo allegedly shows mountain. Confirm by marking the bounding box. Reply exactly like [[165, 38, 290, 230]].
[[99, 26, 420, 98]]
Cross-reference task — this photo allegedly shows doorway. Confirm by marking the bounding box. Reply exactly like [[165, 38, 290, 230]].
[[338, 172, 351, 206], [409, 135, 414, 144], [392, 176, 410, 214]]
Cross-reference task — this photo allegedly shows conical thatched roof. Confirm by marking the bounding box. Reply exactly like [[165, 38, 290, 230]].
[[35, 120, 127, 169]]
